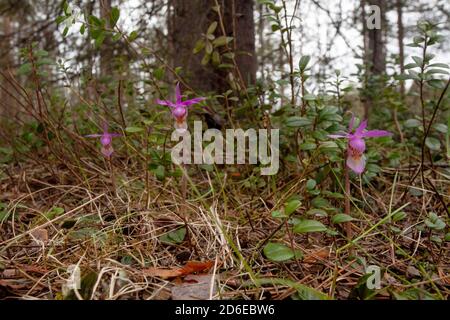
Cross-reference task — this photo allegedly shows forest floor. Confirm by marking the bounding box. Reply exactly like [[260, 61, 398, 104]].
[[0, 158, 449, 300]]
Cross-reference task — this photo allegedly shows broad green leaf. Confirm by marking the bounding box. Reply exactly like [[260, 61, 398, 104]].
[[425, 137, 441, 151], [207, 21, 218, 35], [110, 7, 120, 28], [332, 213, 354, 224], [263, 242, 295, 262], [285, 200, 301, 216], [424, 212, 445, 230], [404, 119, 421, 128], [293, 219, 327, 233], [299, 55, 311, 71], [306, 208, 328, 217], [160, 227, 186, 244], [285, 117, 312, 128], [306, 179, 316, 190], [213, 36, 232, 47], [125, 126, 144, 133], [193, 39, 205, 54]]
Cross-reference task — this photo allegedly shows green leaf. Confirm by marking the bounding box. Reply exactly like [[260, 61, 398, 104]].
[[213, 36, 232, 47], [128, 30, 138, 42], [293, 219, 327, 233], [285, 116, 312, 128], [153, 67, 165, 80], [426, 69, 449, 75], [207, 21, 218, 35], [95, 32, 105, 48], [299, 55, 311, 71], [412, 56, 423, 66], [89, 15, 103, 26], [392, 211, 407, 222], [211, 51, 220, 65], [306, 208, 328, 217], [125, 126, 144, 133], [110, 7, 120, 28], [303, 94, 316, 101], [300, 142, 317, 151], [17, 63, 32, 76], [193, 39, 205, 54], [445, 233, 450, 242], [271, 210, 286, 218], [160, 227, 186, 244], [62, 26, 69, 37], [201, 53, 210, 65], [425, 137, 441, 151], [154, 165, 165, 181], [311, 197, 329, 209], [294, 285, 329, 300], [404, 63, 418, 69], [271, 24, 280, 32], [424, 212, 446, 230], [263, 242, 295, 262], [404, 119, 421, 128], [428, 63, 449, 69], [332, 214, 354, 224], [306, 179, 316, 190], [285, 200, 301, 216]]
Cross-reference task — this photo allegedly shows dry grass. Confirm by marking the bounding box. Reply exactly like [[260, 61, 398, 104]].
[[0, 158, 449, 300]]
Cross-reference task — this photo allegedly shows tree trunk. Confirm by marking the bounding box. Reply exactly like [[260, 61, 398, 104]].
[[367, 0, 386, 76], [170, 0, 256, 94], [362, 0, 387, 120], [0, 15, 15, 118], [100, 0, 113, 78], [396, 0, 405, 99]]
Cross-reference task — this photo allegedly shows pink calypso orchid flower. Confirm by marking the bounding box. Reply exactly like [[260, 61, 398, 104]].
[[85, 122, 122, 158], [156, 83, 206, 130], [329, 115, 392, 174]]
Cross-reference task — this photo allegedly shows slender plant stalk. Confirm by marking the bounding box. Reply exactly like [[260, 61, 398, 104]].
[[344, 164, 353, 239], [108, 157, 117, 197]]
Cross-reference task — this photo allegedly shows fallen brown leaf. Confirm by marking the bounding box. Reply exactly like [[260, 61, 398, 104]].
[[303, 247, 330, 264], [144, 261, 213, 280]]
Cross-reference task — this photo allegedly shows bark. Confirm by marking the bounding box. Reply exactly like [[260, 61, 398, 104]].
[[100, 0, 113, 78], [362, 0, 387, 119], [0, 15, 14, 118], [170, 0, 256, 93], [367, 0, 386, 75], [396, 0, 405, 99]]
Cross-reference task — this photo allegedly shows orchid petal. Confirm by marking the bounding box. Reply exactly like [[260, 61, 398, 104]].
[[347, 153, 366, 174], [328, 133, 348, 139], [180, 97, 206, 107], [348, 114, 355, 131], [102, 121, 109, 134], [156, 99, 175, 107], [176, 83, 182, 104], [106, 133, 122, 138], [101, 145, 114, 158], [355, 119, 368, 135], [361, 130, 392, 138], [349, 136, 366, 153]]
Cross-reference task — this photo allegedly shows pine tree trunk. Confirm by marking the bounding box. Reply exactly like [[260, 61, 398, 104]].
[[396, 0, 405, 99], [100, 0, 113, 78], [0, 15, 14, 118], [170, 0, 256, 93]]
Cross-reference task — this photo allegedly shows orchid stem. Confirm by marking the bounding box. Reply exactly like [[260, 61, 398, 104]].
[[344, 165, 353, 240], [108, 157, 118, 197]]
